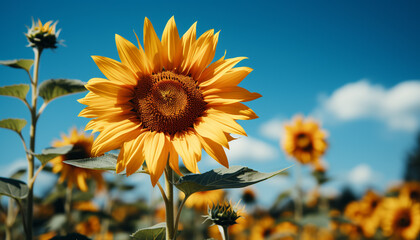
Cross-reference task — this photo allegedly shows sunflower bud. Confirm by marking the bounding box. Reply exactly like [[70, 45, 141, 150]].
[[25, 18, 61, 50], [205, 201, 241, 227]]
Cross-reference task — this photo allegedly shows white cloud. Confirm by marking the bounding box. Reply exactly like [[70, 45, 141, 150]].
[[259, 118, 285, 141], [347, 164, 374, 185], [226, 136, 279, 162], [316, 80, 420, 131]]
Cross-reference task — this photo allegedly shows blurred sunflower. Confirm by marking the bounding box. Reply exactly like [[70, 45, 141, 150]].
[[399, 181, 420, 203], [75, 215, 101, 236], [282, 115, 328, 164], [180, 189, 225, 212], [50, 128, 104, 192], [78, 16, 261, 185], [381, 197, 420, 239], [249, 216, 285, 240]]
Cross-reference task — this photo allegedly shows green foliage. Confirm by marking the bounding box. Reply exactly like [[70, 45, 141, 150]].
[[131, 222, 166, 240], [33, 145, 74, 165], [0, 177, 29, 200], [38, 79, 86, 103], [0, 59, 34, 72], [0, 84, 30, 102], [175, 166, 289, 196], [63, 154, 147, 173], [300, 213, 330, 228], [0, 118, 27, 134]]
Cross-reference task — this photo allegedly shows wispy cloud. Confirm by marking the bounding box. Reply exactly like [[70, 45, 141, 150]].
[[259, 118, 286, 141], [226, 136, 279, 162], [315, 80, 420, 131]]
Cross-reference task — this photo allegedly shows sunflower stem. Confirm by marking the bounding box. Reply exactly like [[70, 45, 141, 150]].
[[219, 225, 229, 240], [64, 187, 73, 234], [26, 47, 42, 240], [164, 163, 175, 240], [294, 163, 303, 236]]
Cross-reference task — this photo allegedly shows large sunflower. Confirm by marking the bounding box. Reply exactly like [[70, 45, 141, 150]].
[[78, 17, 261, 185], [282, 115, 328, 164], [50, 128, 104, 192]]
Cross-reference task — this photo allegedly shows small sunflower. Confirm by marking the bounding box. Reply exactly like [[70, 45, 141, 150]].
[[50, 128, 104, 192], [180, 189, 225, 212], [399, 182, 420, 203], [249, 216, 286, 240], [381, 197, 420, 240], [282, 115, 328, 164], [25, 18, 61, 49], [78, 17, 261, 185]]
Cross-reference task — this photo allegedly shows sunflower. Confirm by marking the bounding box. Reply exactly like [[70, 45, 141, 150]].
[[25, 18, 61, 49], [180, 189, 225, 212], [249, 216, 288, 240], [399, 182, 420, 203], [380, 196, 420, 240], [282, 115, 327, 164], [78, 17, 260, 185], [50, 128, 104, 192]]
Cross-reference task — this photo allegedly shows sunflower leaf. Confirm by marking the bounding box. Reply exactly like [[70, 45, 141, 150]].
[[131, 222, 166, 240], [175, 166, 289, 196], [0, 59, 34, 72], [0, 84, 30, 102], [0, 118, 27, 134], [64, 154, 147, 174], [38, 79, 86, 103], [0, 177, 29, 200], [33, 145, 74, 165]]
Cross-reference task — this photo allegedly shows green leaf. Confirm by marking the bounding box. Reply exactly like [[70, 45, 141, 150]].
[[33, 145, 74, 165], [0, 118, 27, 134], [0, 84, 30, 101], [131, 222, 166, 240], [0, 59, 34, 72], [64, 154, 147, 174], [0, 177, 29, 200], [300, 213, 330, 228], [38, 79, 86, 102], [175, 166, 289, 196]]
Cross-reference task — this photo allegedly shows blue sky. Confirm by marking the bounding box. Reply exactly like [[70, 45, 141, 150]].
[[1, 0, 420, 203]]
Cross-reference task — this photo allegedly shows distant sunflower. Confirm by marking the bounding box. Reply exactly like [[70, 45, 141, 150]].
[[249, 216, 286, 240], [400, 182, 420, 203], [78, 17, 261, 185], [282, 115, 328, 164], [381, 197, 420, 239], [50, 129, 104, 192], [180, 189, 225, 212]]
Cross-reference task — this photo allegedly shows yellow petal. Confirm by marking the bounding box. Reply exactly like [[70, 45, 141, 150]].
[[203, 67, 253, 89], [77, 172, 88, 192], [85, 78, 134, 101], [143, 131, 168, 185], [144, 17, 163, 73], [204, 86, 262, 105], [161, 16, 182, 70], [198, 57, 247, 86], [125, 134, 147, 176], [92, 56, 137, 85], [207, 110, 247, 136], [194, 117, 229, 149], [167, 138, 182, 176], [115, 34, 151, 75], [180, 22, 197, 73], [199, 135, 229, 168], [172, 132, 199, 173], [213, 103, 258, 120]]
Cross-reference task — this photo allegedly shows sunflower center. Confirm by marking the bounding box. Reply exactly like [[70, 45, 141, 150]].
[[296, 133, 312, 151], [65, 143, 90, 161], [396, 211, 411, 228], [133, 71, 206, 135], [410, 190, 420, 201]]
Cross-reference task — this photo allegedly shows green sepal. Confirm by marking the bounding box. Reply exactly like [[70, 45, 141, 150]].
[[0, 118, 27, 134], [175, 166, 289, 196], [0, 177, 29, 200], [131, 222, 166, 240], [0, 84, 30, 102], [38, 78, 86, 103], [0, 59, 34, 72]]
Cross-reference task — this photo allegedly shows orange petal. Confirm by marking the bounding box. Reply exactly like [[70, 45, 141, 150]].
[[115, 34, 151, 75], [199, 136, 229, 168], [161, 16, 182, 70], [91, 56, 138, 85], [144, 17, 163, 73]]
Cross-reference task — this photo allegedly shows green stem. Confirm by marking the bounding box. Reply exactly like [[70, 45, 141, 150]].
[[174, 195, 188, 237], [5, 198, 15, 240], [65, 187, 73, 233], [26, 47, 42, 240], [164, 163, 175, 240], [219, 225, 229, 240]]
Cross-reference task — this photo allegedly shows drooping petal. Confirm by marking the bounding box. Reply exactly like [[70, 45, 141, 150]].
[[204, 86, 262, 105], [125, 134, 147, 176], [212, 103, 258, 120], [172, 132, 200, 173], [143, 131, 168, 185], [85, 78, 134, 101], [194, 117, 229, 149], [199, 135, 229, 168], [207, 109, 247, 136]]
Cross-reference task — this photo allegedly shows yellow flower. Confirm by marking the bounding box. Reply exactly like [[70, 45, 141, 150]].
[[282, 115, 328, 164], [78, 17, 260, 185], [249, 216, 287, 240], [50, 128, 105, 192], [75, 216, 101, 236], [25, 18, 61, 49], [400, 182, 420, 203], [381, 196, 420, 240], [180, 189, 225, 212]]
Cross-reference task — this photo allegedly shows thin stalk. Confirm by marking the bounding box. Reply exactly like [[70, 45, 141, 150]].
[[64, 187, 73, 233], [164, 163, 175, 240], [294, 163, 303, 237], [15, 199, 29, 238], [26, 47, 42, 240], [174, 196, 188, 236], [218, 225, 229, 240], [5, 198, 15, 240]]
